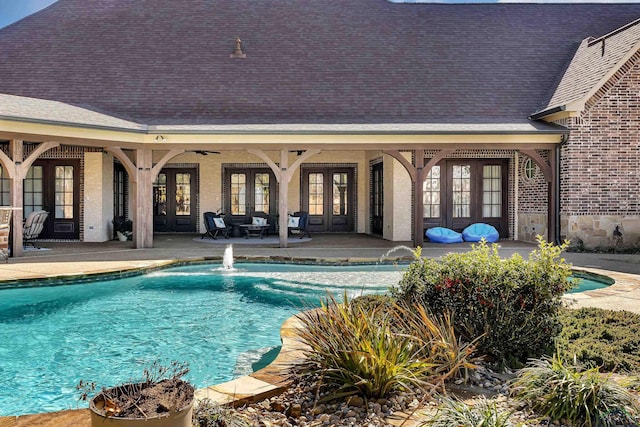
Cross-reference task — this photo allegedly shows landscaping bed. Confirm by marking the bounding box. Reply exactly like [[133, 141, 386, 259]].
[[193, 239, 640, 427]]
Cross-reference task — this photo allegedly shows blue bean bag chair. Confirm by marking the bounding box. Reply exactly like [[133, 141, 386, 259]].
[[426, 227, 464, 244], [462, 223, 499, 243]]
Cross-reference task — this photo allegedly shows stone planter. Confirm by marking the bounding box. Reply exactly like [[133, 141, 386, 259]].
[[89, 384, 193, 427]]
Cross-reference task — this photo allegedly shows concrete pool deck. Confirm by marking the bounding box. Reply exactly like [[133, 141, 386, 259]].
[[1, 234, 639, 426]]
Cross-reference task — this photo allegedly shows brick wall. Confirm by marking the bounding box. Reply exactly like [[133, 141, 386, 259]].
[[559, 53, 640, 248], [517, 151, 549, 242]]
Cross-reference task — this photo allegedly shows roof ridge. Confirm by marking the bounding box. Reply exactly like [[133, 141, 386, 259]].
[[587, 17, 640, 47]]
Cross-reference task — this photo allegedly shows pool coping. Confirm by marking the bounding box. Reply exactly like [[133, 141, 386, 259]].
[[0, 255, 415, 290], [2, 258, 640, 426], [565, 267, 640, 297]]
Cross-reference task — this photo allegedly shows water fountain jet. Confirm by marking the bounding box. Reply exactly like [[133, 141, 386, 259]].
[[223, 244, 234, 270], [379, 245, 419, 263]]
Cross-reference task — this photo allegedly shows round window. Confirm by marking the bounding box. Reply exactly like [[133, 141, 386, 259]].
[[523, 158, 537, 182]]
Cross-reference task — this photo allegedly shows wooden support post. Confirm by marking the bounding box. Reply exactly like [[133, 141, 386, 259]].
[[9, 140, 23, 257], [133, 148, 154, 249], [548, 147, 558, 243], [413, 151, 426, 248], [278, 149, 289, 248], [248, 148, 320, 248]]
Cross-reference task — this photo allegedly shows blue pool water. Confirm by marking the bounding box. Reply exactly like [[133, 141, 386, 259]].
[[0, 262, 610, 416], [567, 272, 614, 293], [0, 263, 402, 416]]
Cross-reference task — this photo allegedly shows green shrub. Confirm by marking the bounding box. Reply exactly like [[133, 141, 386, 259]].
[[558, 307, 640, 373], [295, 293, 476, 400], [392, 237, 574, 365], [510, 354, 640, 427], [424, 396, 514, 427]]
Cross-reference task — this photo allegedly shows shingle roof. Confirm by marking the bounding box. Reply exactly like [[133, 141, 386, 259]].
[[0, 94, 144, 131], [0, 0, 639, 126], [536, 18, 640, 116], [0, 93, 564, 134]]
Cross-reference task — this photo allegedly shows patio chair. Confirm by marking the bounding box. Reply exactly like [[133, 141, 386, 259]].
[[201, 211, 230, 240], [426, 227, 463, 244], [462, 222, 499, 243], [288, 211, 310, 239], [0, 208, 11, 262], [23, 210, 48, 248]]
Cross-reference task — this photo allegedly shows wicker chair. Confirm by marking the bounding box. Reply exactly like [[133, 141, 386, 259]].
[[23, 210, 49, 248]]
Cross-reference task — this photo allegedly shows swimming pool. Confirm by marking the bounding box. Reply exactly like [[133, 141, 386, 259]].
[[567, 271, 615, 293], [0, 263, 402, 416], [0, 262, 611, 416]]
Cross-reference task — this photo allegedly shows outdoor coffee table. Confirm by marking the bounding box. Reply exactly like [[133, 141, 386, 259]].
[[239, 224, 269, 239]]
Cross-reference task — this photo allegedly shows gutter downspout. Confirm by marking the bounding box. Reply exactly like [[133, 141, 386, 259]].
[[514, 151, 519, 241], [555, 135, 567, 245]]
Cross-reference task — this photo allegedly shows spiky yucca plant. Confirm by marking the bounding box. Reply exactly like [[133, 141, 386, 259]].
[[424, 396, 514, 427], [510, 354, 640, 427], [296, 293, 476, 400]]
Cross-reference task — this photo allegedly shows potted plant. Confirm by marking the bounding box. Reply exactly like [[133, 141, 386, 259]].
[[78, 361, 194, 427], [112, 216, 133, 241]]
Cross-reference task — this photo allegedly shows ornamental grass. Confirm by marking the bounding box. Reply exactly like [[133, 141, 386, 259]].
[[295, 293, 476, 400], [510, 354, 640, 427], [424, 396, 514, 427]]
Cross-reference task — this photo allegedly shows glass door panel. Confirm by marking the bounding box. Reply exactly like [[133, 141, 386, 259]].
[[423, 166, 441, 218], [308, 173, 323, 215], [371, 162, 383, 235], [452, 164, 471, 218], [175, 173, 191, 216], [254, 173, 270, 214], [482, 165, 502, 218], [230, 173, 246, 216], [332, 173, 348, 216], [54, 166, 74, 219], [153, 173, 167, 217]]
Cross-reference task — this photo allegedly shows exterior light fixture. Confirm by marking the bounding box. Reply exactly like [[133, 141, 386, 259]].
[[230, 37, 246, 59], [155, 135, 166, 143]]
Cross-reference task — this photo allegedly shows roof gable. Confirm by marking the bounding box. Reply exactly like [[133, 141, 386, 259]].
[[535, 18, 640, 117]]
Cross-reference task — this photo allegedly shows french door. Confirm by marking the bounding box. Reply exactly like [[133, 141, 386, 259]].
[[371, 162, 384, 235], [302, 167, 354, 232], [224, 168, 276, 228], [423, 159, 509, 237], [153, 168, 196, 232], [24, 160, 80, 239]]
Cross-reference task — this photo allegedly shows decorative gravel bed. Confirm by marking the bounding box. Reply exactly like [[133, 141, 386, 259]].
[[202, 363, 640, 427]]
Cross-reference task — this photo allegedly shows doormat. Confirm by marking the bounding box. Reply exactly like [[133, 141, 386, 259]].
[[23, 246, 52, 252], [194, 236, 311, 245]]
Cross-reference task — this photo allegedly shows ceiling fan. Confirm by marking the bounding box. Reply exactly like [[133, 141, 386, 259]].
[[191, 150, 221, 156]]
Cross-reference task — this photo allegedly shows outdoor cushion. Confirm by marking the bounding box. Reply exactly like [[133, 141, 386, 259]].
[[425, 227, 463, 244], [287, 216, 300, 228], [252, 217, 268, 226], [462, 223, 499, 243]]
